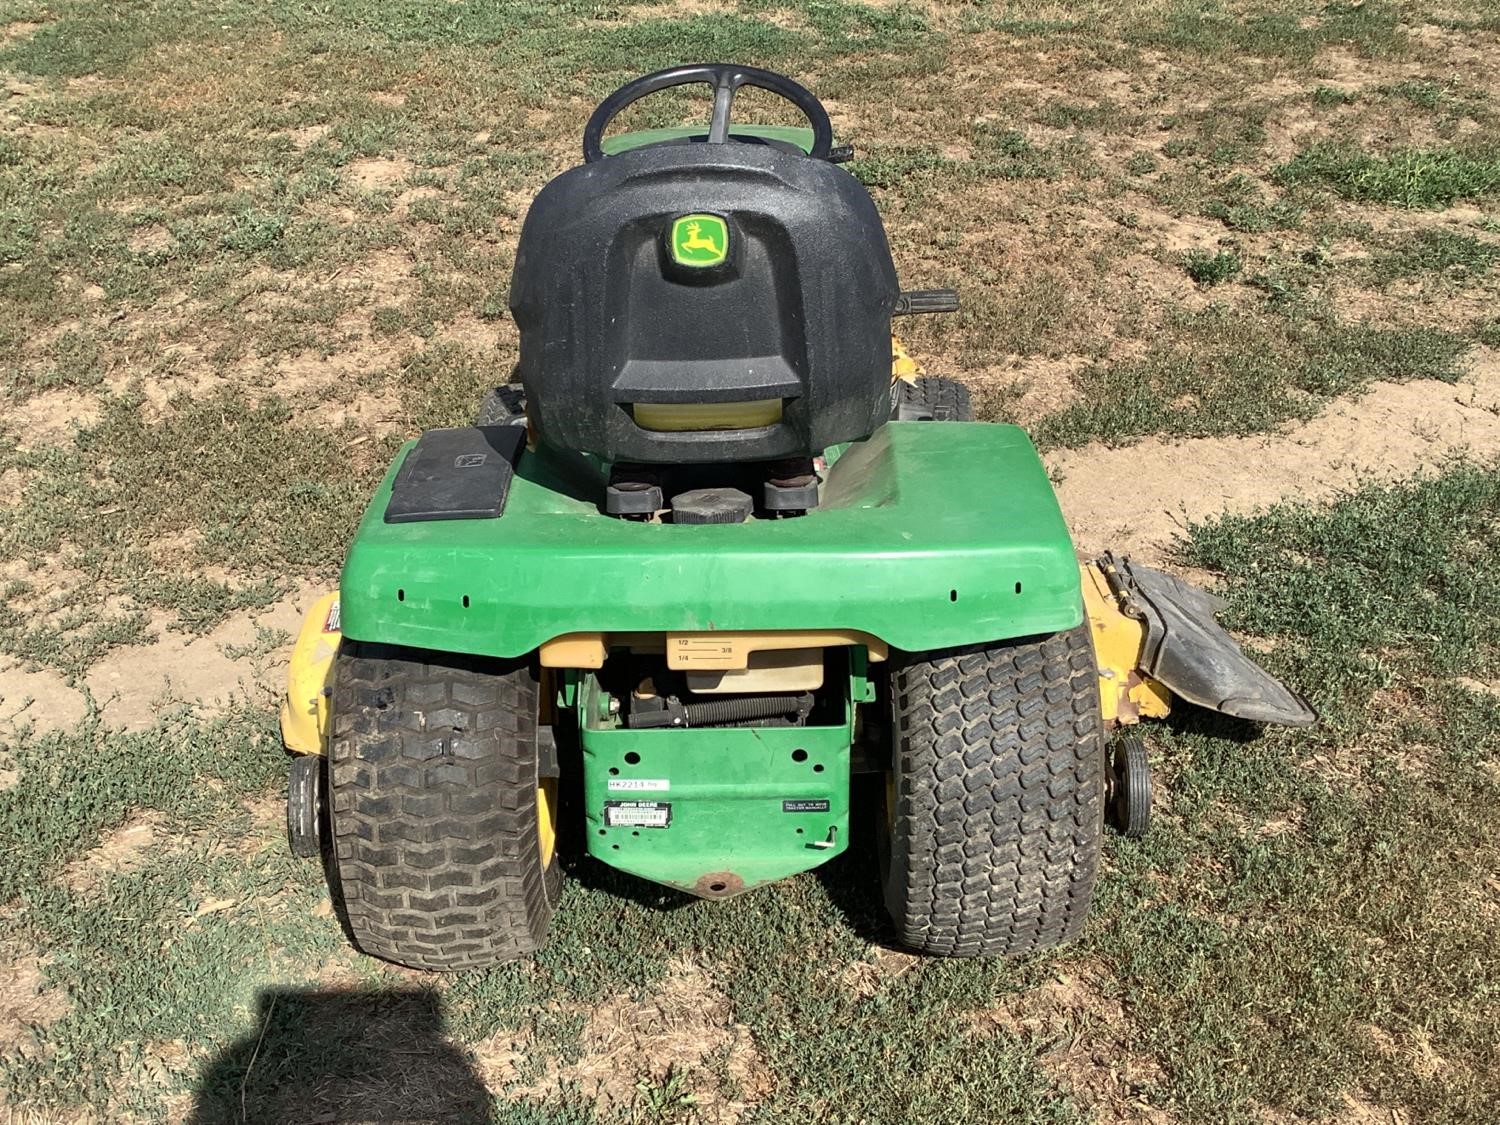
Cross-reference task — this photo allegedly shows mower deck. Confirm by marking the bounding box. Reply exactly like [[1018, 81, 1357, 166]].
[[339, 420, 1083, 660]]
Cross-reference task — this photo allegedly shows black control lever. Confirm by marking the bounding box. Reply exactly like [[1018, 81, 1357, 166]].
[[893, 289, 960, 316]]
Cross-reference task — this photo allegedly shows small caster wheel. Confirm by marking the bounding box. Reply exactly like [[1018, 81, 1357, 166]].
[[1108, 734, 1151, 838], [287, 754, 324, 858]]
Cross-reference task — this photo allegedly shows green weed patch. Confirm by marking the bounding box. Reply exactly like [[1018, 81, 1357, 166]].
[[1276, 144, 1500, 208]]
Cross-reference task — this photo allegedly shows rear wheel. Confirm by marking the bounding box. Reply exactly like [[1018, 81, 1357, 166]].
[[891, 375, 974, 422], [328, 642, 561, 970], [476, 384, 528, 427], [881, 626, 1105, 956]]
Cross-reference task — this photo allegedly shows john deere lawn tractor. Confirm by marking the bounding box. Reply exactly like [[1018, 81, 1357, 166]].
[[280, 65, 1313, 971]]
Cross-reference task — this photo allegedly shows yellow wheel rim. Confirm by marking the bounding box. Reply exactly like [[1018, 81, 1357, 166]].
[[537, 777, 558, 868]]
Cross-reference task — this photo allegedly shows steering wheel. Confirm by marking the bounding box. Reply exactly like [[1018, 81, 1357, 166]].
[[582, 63, 834, 164]]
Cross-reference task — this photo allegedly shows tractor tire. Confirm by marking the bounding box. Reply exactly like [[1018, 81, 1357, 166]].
[[891, 375, 974, 422], [476, 384, 528, 427], [882, 626, 1105, 957], [327, 641, 560, 971]]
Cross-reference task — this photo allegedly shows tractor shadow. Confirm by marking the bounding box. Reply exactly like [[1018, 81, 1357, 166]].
[[188, 987, 491, 1124], [813, 773, 906, 951]]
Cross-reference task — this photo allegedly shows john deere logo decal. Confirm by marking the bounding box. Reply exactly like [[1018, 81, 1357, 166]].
[[670, 214, 728, 267]]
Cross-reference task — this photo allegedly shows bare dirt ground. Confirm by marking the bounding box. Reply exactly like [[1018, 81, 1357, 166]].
[[0, 585, 319, 735], [1053, 351, 1500, 563], [475, 958, 770, 1123]]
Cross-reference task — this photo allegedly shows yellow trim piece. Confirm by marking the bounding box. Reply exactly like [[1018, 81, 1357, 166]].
[[668, 630, 888, 671], [687, 648, 826, 693], [538, 630, 889, 670], [279, 592, 342, 755], [539, 633, 608, 669], [537, 777, 558, 867], [633, 399, 783, 432], [891, 334, 921, 384], [1080, 563, 1172, 726]]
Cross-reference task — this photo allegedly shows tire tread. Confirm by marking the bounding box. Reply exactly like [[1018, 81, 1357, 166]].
[[885, 627, 1104, 956], [328, 641, 558, 970]]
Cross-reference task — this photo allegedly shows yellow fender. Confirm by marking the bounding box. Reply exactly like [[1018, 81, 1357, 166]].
[[1080, 562, 1173, 727], [279, 592, 342, 755], [890, 334, 921, 383]]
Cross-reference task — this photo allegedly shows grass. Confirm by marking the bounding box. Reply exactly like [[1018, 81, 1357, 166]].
[[1181, 248, 1242, 286], [1032, 308, 1471, 448], [1368, 228, 1500, 283], [1310, 85, 1358, 107], [1, 1, 1499, 1120], [1276, 144, 1500, 208], [0, 392, 384, 675]]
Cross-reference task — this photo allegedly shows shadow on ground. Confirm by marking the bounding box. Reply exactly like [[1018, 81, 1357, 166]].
[[189, 988, 491, 1124], [814, 773, 903, 949]]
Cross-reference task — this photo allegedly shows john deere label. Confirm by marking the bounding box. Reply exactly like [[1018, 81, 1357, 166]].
[[669, 213, 729, 267], [605, 800, 672, 829]]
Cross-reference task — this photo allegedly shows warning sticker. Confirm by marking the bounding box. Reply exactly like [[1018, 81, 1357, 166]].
[[605, 800, 672, 829], [782, 799, 831, 813], [607, 778, 669, 792]]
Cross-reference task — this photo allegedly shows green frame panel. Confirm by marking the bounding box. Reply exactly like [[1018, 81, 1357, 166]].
[[339, 422, 1083, 658], [577, 666, 854, 893]]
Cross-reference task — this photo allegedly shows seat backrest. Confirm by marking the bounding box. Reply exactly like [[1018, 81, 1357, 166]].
[[509, 143, 900, 465]]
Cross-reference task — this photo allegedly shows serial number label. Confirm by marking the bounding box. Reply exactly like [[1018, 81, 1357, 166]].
[[782, 799, 831, 813], [607, 778, 669, 792], [604, 800, 672, 829]]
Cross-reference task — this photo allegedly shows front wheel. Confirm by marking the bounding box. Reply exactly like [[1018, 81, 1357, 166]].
[[891, 375, 975, 422], [880, 626, 1105, 956], [327, 642, 560, 970]]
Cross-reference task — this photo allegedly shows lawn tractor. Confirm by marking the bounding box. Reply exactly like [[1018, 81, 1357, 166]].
[[280, 65, 1314, 970]]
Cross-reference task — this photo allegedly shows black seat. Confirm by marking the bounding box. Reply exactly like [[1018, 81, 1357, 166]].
[[509, 141, 900, 465]]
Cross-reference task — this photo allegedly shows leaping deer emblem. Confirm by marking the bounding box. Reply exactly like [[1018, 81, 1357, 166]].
[[679, 221, 722, 257]]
